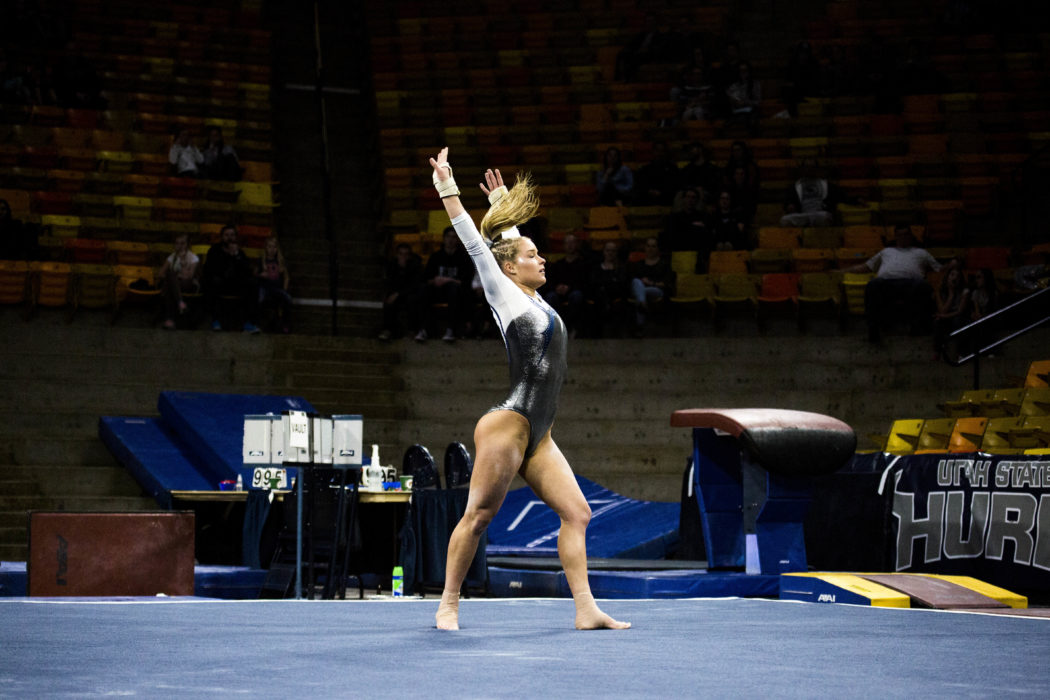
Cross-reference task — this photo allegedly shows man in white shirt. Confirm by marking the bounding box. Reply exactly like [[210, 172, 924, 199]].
[[846, 224, 945, 343], [168, 128, 203, 177]]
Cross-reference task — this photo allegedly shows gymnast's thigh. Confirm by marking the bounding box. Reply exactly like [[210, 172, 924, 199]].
[[468, 410, 531, 508], [518, 433, 589, 520]]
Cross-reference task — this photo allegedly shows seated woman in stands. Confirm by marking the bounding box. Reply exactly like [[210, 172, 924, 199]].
[[159, 232, 200, 330], [256, 235, 292, 333]]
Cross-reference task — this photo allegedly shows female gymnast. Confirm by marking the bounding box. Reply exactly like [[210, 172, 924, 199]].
[[429, 147, 630, 631]]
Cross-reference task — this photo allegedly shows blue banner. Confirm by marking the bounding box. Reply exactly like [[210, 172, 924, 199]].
[[885, 452, 1050, 594]]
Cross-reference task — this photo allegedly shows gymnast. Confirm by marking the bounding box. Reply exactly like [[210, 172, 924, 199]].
[[428, 147, 630, 631]]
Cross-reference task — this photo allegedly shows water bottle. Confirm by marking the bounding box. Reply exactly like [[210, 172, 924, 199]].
[[235, 474, 244, 491], [392, 566, 404, 598]]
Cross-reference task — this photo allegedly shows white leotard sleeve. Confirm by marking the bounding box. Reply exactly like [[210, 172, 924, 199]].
[[449, 212, 524, 322]]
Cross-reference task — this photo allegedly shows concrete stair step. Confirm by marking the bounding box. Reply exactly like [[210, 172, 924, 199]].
[[0, 512, 26, 528], [271, 340, 397, 364], [0, 436, 120, 467], [0, 466, 145, 497], [0, 481, 39, 497], [0, 411, 104, 437], [0, 354, 242, 386], [2, 321, 275, 361], [0, 543, 27, 561], [301, 392, 405, 420], [0, 495, 157, 512], [0, 379, 259, 413], [270, 363, 403, 390], [0, 526, 25, 542]]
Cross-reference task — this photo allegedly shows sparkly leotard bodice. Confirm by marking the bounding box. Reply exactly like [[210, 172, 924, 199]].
[[450, 212, 567, 456]]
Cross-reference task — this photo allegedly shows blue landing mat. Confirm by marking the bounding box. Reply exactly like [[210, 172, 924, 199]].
[[100, 391, 315, 505], [0, 562, 267, 600], [2, 598, 1047, 697], [487, 476, 680, 559], [158, 391, 314, 480], [488, 566, 778, 599], [98, 417, 215, 508]]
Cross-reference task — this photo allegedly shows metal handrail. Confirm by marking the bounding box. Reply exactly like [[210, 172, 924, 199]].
[[944, 286, 1050, 389]]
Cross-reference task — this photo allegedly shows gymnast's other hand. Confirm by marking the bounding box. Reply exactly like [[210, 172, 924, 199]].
[[480, 168, 504, 197]]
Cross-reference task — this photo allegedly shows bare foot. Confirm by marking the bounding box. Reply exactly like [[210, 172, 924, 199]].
[[574, 592, 631, 630], [435, 592, 460, 630]]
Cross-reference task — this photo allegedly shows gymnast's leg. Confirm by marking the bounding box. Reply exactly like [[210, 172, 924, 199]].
[[520, 434, 631, 630], [435, 410, 529, 630]]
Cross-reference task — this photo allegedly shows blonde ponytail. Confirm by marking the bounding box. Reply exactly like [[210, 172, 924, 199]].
[[480, 172, 540, 242]]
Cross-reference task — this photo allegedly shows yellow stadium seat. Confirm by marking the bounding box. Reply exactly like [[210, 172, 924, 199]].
[[948, 417, 988, 453], [29, 261, 73, 313], [1023, 360, 1050, 388], [884, 419, 924, 455], [757, 227, 802, 249], [841, 272, 872, 316], [792, 248, 835, 272], [670, 251, 698, 275], [749, 249, 793, 274], [981, 417, 1027, 454], [712, 274, 759, 324], [583, 206, 627, 232], [0, 260, 31, 309], [915, 418, 956, 453], [707, 250, 750, 275], [71, 263, 117, 320], [1019, 387, 1050, 416], [939, 389, 998, 418], [113, 196, 154, 220], [1007, 416, 1050, 451]]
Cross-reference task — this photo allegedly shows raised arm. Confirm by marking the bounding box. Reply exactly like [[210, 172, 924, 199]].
[[430, 147, 466, 220], [430, 148, 516, 306]]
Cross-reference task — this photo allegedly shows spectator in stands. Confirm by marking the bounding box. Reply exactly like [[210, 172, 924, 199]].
[[670, 66, 715, 123], [588, 240, 629, 337], [542, 233, 589, 338], [415, 226, 474, 342], [970, 268, 998, 321], [633, 142, 680, 207], [0, 198, 37, 260], [726, 164, 758, 226], [201, 127, 242, 181], [169, 127, 204, 178], [378, 242, 423, 341], [845, 224, 943, 344], [725, 61, 762, 131], [256, 235, 292, 333], [708, 190, 749, 251], [628, 237, 676, 336], [779, 158, 852, 227], [711, 39, 743, 117], [678, 142, 722, 207], [202, 224, 260, 333], [724, 140, 761, 203], [661, 188, 712, 265], [159, 232, 200, 331], [932, 266, 971, 359], [596, 147, 633, 206]]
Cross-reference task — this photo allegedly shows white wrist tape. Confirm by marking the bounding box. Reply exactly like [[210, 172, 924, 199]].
[[487, 185, 508, 207], [432, 163, 460, 198]]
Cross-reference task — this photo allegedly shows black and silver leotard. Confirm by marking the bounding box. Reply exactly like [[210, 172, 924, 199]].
[[450, 212, 567, 456]]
